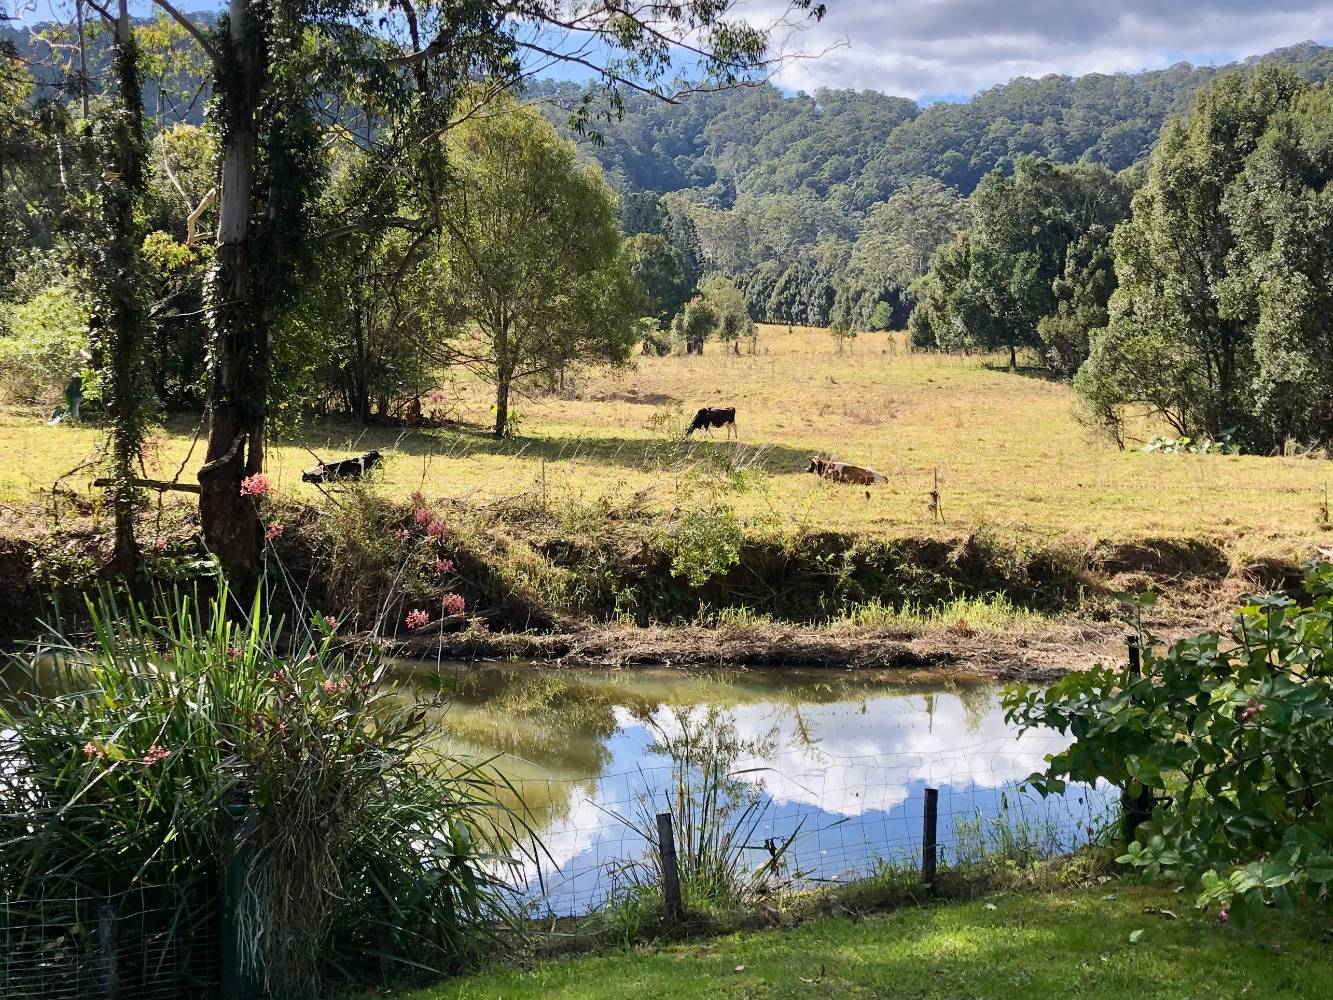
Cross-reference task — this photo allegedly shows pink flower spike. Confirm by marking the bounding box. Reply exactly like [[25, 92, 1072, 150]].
[[265, 523, 284, 541], [322, 679, 338, 694], [82, 741, 104, 759], [394, 528, 411, 542], [1217, 909, 1228, 925], [142, 744, 169, 766], [322, 614, 338, 631], [426, 517, 447, 537], [441, 593, 465, 617], [414, 509, 433, 526], [405, 608, 431, 630], [409, 490, 427, 508], [434, 558, 455, 576], [239, 473, 271, 498]]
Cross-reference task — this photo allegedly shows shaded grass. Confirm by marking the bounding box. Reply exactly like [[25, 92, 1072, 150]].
[[3, 327, 1330, 562], [389, 883, 1330, 999]]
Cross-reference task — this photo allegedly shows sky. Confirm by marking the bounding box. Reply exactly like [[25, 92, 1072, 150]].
[[10, 0, 1333, 105], [743, 0, 1333, 102]]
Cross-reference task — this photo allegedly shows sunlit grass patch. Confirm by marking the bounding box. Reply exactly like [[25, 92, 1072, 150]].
[[833, 594, 1045, 632]]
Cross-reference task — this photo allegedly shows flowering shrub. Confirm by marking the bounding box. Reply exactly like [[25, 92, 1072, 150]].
[[0, 584, 523, 995], [239, 473, 271, 497]]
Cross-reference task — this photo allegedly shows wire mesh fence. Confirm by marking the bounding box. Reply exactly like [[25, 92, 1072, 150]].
[[0, 881, 220, 1000], [504, 732, 1116, 916]]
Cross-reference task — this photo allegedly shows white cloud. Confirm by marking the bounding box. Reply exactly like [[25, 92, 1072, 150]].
[[741, 0, 1333, 99]]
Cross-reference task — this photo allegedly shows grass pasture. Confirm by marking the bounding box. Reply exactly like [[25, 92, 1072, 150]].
[[2, 326, 1330, 559]]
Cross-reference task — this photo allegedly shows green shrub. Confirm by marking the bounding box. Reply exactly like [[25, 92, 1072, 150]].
[[0, 583, 522, 996], [0, 282, 88, 405], [1005, 565, 1333, 922]]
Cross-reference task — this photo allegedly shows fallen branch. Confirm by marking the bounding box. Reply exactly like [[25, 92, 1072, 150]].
[[93, 477, 202, 494]]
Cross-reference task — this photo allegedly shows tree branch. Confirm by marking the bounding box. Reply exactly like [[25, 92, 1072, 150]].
[[149, 0, 221, 63]]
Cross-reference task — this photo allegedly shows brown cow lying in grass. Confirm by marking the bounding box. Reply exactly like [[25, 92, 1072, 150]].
[[806, 457, 887, 485]]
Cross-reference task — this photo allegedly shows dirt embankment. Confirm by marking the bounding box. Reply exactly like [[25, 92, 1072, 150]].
[[0, 493, 1313, 677]]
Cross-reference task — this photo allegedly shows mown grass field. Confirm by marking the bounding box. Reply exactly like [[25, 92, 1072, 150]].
[[390, 884, 1328, 1000], [3, 326, 1330, 558]]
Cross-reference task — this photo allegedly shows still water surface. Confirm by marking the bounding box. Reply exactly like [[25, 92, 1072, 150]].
[[397, 663, 1113, 914]]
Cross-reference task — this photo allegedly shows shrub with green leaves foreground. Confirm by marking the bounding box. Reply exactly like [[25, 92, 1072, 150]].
[[0, 585, 522, 997], [1005, 563, 1333, 921]]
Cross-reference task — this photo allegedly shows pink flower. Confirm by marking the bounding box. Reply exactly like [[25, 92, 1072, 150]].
[[1218, 909, 1228, 925], [414, 509, 434, 526], [441, 593, 466, 617], [150, 536, 168, 553], [226, 644, 244, 660], [82, 741, 105, 759], [434, 558, 455, 576], [473, 620, 490, 634], [394, 529, 411, 542], [426, 517, 447, 538], [322, 614, 338, 631], [239, 473, 271, 498], [409, 490, 427, 508], [405, 608, 431, 629], [322, 679, 338, 694], [429, 391, 445, 404], [265, 523, 284, 541], [142, 744, 169, 766]]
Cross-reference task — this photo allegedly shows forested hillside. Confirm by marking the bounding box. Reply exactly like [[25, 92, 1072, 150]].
[[536, 41, 1333, 208]]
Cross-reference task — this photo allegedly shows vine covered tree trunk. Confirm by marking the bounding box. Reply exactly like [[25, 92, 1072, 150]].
[[199, 0, 265, 570], [94, 0, 150, 574]]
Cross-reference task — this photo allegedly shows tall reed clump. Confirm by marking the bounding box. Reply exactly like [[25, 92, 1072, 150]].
[[0, 584, 523, 997], [607, 708, 798, 919]]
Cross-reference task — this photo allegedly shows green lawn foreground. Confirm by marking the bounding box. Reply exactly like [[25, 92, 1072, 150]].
[[393, 884, 1328, 1000]]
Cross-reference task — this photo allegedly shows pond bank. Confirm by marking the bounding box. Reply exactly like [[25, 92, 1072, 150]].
[[0, 490, 1312, 669], [390, 614, 1215, 683]]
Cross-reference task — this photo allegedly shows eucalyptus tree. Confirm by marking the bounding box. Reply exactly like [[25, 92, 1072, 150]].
[[429, 95, 639, 436], [139, 0, 829, 569]]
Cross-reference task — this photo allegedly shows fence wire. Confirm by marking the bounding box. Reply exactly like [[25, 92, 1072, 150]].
[[0, 880, 219, 1000], [504, 733, 1113, 916]]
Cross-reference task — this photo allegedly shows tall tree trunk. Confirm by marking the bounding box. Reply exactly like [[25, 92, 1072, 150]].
[[494, 378, 510, 437], [199, 0, 264, 571], [100, 0, 149, 575], [1008, 343, 1017, 371]]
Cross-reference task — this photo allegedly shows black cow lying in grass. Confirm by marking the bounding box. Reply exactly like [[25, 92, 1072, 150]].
[[685, 407, 737, 438], [302, 450, 383, 484]]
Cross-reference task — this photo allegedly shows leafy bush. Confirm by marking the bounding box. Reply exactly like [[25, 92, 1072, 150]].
[[1004, 566, 1333, 921], [0, 584, 522, 996], [0, 282, 88, 405], [1143, 431, 1241, 455]]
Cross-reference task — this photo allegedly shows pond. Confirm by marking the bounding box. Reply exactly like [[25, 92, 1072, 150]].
[[396, 663, 1114, 915]]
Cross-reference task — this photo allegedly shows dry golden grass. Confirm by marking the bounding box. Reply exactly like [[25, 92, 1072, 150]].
[[3, 325, 1331, 559]]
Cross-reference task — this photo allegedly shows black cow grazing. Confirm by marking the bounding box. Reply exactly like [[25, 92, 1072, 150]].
[[685, 407, 737, 438], [302, 450, 383, 484]]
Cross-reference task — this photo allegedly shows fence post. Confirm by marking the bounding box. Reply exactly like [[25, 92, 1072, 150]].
[[922, 787, 939, 890], [98, 903, 119, 1000], [221, 792, 261, 1000], [656, 813, 683, 922], [1120, 634, 1153, 843]]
